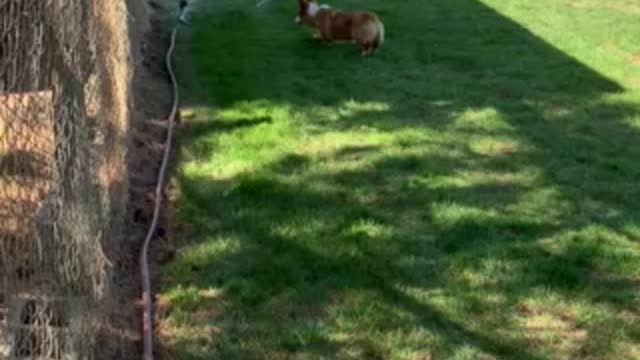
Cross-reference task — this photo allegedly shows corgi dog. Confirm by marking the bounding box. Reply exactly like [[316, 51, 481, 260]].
[[295, 0, 385, 56]]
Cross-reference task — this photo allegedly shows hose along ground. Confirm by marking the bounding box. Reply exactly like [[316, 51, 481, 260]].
[[140, 15, 181, 360]]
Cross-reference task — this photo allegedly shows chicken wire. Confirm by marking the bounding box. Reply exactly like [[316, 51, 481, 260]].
[[0, 0, 132, 358]]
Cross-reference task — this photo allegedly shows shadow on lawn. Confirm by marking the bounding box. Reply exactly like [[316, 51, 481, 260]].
[[167, 0, 640, 358]]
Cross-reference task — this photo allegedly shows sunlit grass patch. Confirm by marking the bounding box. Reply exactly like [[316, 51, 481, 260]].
[[164, 0, 640, 358]]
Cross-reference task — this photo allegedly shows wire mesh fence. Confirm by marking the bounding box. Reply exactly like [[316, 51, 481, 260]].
[[0, 0, 133, 358]]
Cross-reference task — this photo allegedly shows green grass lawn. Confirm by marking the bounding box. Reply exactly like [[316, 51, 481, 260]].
[[161, 0, 640, 358]]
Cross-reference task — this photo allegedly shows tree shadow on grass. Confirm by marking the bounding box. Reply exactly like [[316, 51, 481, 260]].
[[169, 176, 548, 360], [167, 0, 640, 358], [169, 143, 640, 357]]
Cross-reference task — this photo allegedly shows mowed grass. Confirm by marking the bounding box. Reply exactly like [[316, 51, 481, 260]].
[[161, 0, 640, 358]]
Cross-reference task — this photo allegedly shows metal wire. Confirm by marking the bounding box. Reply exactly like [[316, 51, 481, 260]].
[[1, 0, 132, 358]]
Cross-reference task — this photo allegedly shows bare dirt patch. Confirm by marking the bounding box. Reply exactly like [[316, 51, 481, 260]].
[[98, 0, 179, 359]]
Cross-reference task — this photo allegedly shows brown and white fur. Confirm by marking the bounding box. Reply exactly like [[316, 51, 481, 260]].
[[295, 0, 385, 56]]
